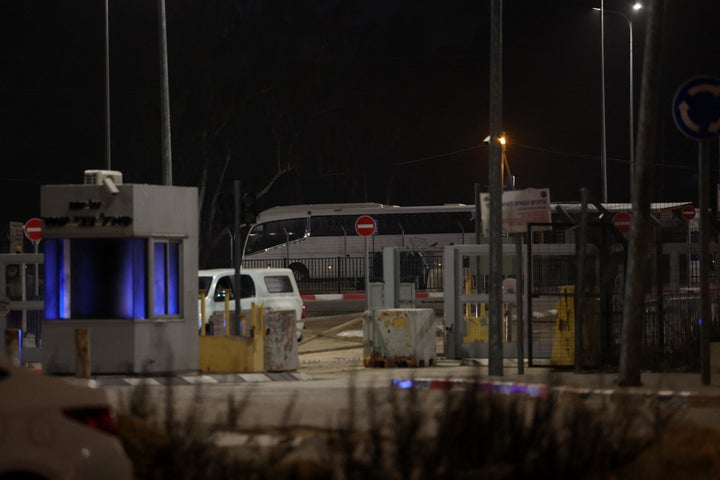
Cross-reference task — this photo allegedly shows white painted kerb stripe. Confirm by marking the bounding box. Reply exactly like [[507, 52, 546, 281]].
[[124, 378, 162, 386], [238, 373, 272, 382], [181, 375, 218, 384]]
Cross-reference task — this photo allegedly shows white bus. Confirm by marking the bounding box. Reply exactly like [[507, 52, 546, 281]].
[[242, 202, 476, 287], [240, 201, 697, 289]]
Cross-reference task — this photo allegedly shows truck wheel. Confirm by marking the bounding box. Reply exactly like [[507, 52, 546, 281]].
[[289, 263, 309, 282]]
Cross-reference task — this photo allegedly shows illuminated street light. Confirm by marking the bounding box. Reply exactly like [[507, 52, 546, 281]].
[[593, 3, 643, 201], [484, 134, 514, 190]]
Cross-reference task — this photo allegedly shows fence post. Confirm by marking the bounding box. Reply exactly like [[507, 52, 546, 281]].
[[4, 329, 21, 365], [75, 328, 90, 378], [337, 256, 341, 294]]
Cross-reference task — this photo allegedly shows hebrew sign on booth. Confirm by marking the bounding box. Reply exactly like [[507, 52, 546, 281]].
[[480, 188, 552, 236]]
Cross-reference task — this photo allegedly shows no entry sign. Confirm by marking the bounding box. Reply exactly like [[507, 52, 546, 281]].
[[354, 215, 376, 237], [612, 211, 632, 234], [681, 205, 696, 221], [23, 217, 42, 242]]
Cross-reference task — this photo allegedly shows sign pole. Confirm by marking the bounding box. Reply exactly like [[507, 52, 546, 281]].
[[233, 180, 241, 336], [672, 76, 720, 385], [364, 237, 369, 312], [33, 240, 39, 298], [354, 215, 377, 312], [700, 141, 710, 385]]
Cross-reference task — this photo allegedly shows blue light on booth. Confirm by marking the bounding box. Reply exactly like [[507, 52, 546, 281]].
[[154, 243, 167, 316], [45, 238, 150, 320], [153, 241, 180, 316], [132, 238, 146, 319], [167, 242, 179, 315], [44, 239, 60, 319]]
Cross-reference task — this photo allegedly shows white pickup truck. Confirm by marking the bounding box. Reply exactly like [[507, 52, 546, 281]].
[[198, 268, 305, 340]]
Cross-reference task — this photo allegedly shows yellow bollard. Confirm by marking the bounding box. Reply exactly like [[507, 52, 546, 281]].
[[4, 329, 21, 365], [551, 286, 575, 366], [200, 289, 207, 336], [223, 289, 230, 336], [464, 276, 472, 318], [75, 328, 90, 378]]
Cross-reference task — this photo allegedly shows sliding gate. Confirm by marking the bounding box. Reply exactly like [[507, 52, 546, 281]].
[[444, 242, 577, 365]]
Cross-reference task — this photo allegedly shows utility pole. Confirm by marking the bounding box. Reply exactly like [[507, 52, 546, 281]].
[[104, 0, 111, 170], [600, 0, 608, 203], [159, 0, 172, 185], [488, 0, 504, 377]]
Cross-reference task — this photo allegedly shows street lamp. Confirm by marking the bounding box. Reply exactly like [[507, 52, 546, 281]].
[[593, 3, 643, 202], [484, 133, 514, 190]]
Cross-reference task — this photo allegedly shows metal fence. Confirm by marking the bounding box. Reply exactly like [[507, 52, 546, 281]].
[[1, 256, 44, 361], [243, 254, 444, 293], [4, 238, 715, 372], [524, 219, 720, 371]]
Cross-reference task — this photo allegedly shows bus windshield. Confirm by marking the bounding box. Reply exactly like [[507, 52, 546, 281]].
[[245, 218, 308, 254]]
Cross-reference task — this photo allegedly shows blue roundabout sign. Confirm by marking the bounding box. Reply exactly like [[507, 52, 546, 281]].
[[672, 76, 720, 141]]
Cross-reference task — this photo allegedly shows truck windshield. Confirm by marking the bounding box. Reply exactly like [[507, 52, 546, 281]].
[[198, 276, 212, 296]]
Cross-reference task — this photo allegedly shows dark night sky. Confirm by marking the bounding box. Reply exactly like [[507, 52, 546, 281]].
[[1, 0, 719, 246]]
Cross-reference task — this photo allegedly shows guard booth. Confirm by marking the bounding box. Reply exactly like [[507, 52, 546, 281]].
[[40, 171, 198, 374]]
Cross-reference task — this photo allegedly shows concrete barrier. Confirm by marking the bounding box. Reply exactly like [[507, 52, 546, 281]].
[[264, 310, 298, 372], [363, 308, 436, 368]]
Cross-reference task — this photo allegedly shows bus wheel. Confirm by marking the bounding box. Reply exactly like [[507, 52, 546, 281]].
[[289, 263, 309, 282]]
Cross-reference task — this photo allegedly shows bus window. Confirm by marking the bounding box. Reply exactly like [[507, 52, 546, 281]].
[[245, 218, 308, 254], [310, 215, 356, 236]]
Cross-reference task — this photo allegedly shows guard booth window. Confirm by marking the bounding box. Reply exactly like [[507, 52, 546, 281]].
[[153, 240, 180, 316], [44, 238, 147, 320]]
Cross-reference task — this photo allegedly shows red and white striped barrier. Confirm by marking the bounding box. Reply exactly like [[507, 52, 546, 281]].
[[302, 291, 444, 301]]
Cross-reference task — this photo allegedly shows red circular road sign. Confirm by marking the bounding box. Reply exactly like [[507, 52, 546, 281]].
[[23, 217, 42, 242], [354, 215, 377, 237], [612, 211, 632, 234], [681, 205, 696, 221]]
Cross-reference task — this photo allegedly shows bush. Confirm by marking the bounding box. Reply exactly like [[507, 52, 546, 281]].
[[115, 377, 685, 479]]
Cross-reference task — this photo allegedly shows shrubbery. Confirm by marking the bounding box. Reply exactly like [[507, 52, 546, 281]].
[[114, 377, 693, 479]]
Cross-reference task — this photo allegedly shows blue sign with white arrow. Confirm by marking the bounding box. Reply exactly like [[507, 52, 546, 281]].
[[672, 76, 720, 141]]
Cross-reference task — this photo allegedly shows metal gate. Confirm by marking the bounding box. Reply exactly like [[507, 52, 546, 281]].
[[442, 239, 594, 368], [0, 253, 44, 362]]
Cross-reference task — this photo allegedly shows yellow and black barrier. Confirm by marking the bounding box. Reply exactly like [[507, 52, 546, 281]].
[[198, 300, 265, 373]]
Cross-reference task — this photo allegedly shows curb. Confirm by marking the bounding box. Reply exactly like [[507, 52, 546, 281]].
[[60, 371, 312, 388], [391, 377, 720, 407], [302, 291, 443, 301]]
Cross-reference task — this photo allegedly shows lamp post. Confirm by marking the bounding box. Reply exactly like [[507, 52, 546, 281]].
[[104, 0, 111, 170], [594, 3, 643, 201], [484, 133, 513, 189]]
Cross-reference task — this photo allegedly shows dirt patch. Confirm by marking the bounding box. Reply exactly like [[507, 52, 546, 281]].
[[618, 424, 720, 479]]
